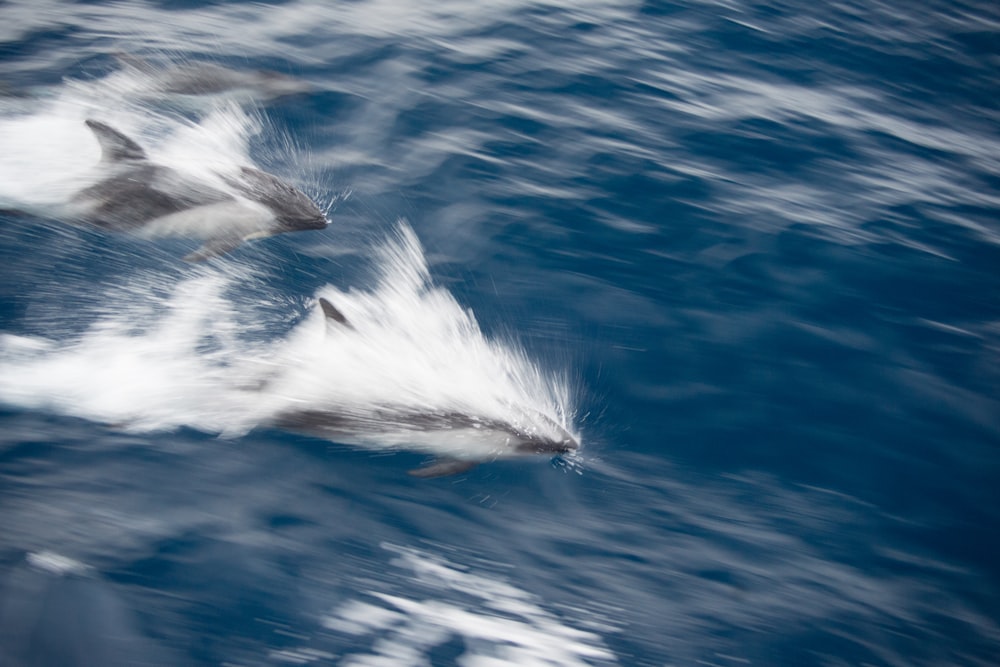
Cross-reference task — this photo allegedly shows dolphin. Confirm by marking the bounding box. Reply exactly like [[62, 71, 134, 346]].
[[73, 119, 328, 260], [115, 54, 313, 102], [270, 298, 580, 478], [0, 552, 182, 666]]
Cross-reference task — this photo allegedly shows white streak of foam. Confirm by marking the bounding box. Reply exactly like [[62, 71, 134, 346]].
[[0, 271, 252, 433], [25, 550, 91, 577], [320, 544, 616, 667]]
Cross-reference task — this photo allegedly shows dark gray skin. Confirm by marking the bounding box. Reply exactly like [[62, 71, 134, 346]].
[[274, 408, 580, 454], [76, 163, 231, 232], [274, 407, 579, 478], [222, 166, 330, 235], [74, 120, 327, 259]]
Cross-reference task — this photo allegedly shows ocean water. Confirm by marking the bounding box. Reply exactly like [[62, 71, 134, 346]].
[[0, 1, 998, 665]]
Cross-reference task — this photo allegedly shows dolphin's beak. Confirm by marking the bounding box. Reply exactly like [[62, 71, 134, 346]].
[[554, 423, 580, 453], [307, 214, 329, 230], [516, 422, 580, 455]]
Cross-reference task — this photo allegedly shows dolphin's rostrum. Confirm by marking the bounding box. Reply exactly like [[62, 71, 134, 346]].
[[73, 119, 328, 260]]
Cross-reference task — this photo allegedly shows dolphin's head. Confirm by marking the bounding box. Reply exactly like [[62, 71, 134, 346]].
[[226, 166, 329, 233], [509, 412, 580, 455]]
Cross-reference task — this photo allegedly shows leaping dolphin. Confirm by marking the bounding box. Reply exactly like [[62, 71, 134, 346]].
[[270, 298, 580, 478], [72, 119, 328, 260], [114, 54, 314, 103]]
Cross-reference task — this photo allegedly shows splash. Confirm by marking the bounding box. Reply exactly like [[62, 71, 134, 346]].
[[0, 83, 263, 215], [0, 222, 578, 466], [256, 224, 577, 460], [0, 52, 576, 469], [0, 53, 331, 229], [312, 543, 617, 666]]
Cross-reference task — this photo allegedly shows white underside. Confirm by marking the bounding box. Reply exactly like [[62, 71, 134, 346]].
[[340, 427, 524, 461], [135, 198, 275, 241]]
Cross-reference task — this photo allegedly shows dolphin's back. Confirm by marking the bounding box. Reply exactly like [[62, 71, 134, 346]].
[[77, 121, 233, 230], [76, 165, 232, 231]]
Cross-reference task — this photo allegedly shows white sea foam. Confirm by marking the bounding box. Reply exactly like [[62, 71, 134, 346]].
[[318, 543, 617, 666], [25, 550, 92, 577], [0, 83, 264, 218]]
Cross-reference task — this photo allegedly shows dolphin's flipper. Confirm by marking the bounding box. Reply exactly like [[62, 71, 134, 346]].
[[183, 236, 243, 262], [84, 120, 147, 162], [318, 297, 352, 328], [408, 459, 478, 478]]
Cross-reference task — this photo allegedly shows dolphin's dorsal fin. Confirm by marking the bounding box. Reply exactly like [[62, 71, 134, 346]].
[[85, 120, 147, 162], [319, 297, 352, 328], [408, 459, 478, 479]]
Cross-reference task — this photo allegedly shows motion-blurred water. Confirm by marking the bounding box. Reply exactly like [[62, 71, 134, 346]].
[[1, 1, 998, 665]]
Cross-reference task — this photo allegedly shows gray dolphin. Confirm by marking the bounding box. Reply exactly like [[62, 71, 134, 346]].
[[271, 298, 580, 478], [73, 119, 328, 260], [116, 54, 313, 101], [0, 552, 182, 666]]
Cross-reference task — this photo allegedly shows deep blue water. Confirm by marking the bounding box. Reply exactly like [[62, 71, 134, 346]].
[[1, 1, 998, 665]]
